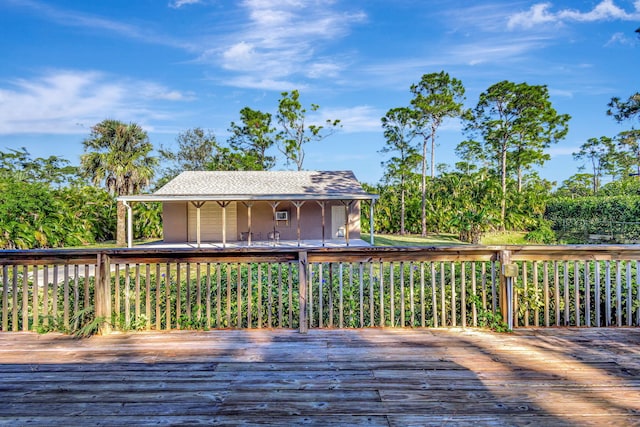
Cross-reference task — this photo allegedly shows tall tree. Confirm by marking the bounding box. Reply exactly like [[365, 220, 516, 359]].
[[80, 119, 157, 246], [463, 81, 569, 226], [616, 129, 640, 176], [608, 93, 640, 124], [228, 107, 276, 170], [276, 90, 340, 170], [410, 71, 465, 236], [158, 128, 221, 186], [380, 107, 420, 235], [572, 136, 616, 194]]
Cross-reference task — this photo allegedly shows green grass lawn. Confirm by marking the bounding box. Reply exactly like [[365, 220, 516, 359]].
[[362, 231, 529, 247]]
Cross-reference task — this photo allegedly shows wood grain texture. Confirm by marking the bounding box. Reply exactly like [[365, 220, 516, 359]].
[[0, 328, 639, 426]]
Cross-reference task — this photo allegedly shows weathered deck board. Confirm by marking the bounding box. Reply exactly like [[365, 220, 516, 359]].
[[0, 328, 639, 426]]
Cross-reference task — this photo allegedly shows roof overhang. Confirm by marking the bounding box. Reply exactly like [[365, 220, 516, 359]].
[[118, 193, 379, 203]]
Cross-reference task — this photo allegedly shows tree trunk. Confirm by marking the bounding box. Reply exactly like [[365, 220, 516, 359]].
[[501, 145, 507, 230], [400, 176, 406, 235], [421, 137, 427, 237], [116, 200, 126, 247]]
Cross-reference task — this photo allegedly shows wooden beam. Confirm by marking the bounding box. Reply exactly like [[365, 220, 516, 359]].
[[243, 202, 254, 246], [217, 202, 231, 248], [190, 202, 206, 248], [292, 201, 305, 247], [316, 201, 326, 247], [268, 201, 281, 246]]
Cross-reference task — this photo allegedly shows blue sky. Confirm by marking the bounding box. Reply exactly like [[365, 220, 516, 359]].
[[0, 0, 639, 186]]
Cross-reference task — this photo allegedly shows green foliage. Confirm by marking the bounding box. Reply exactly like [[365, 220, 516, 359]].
[[158, 128, 222, 185], [228, 107, 277, 170], [462, 81, 570, 226], [524, 221, 557, 244], [546, 195, 640, 242], [276, 90, 341, 171], [470, 295, 510, 332]]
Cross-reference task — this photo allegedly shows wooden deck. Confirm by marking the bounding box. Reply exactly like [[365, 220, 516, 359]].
[[1, 328, 639, 426]]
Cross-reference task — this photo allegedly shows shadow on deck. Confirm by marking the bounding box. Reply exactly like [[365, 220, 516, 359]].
[[0, 328, 639, 425]]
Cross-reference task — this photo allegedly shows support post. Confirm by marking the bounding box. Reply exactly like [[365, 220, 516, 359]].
[[243, 202, 254, 246], [298, 251, 308, 333], [123, 201, 133, 248], [268, 201, 281, 246], [369, 198, 375, 246], [293, 201, 305, 247], [316, 201, 326, 247], [499, 250, 515, 330], [95, 253, 112, 335], [341, 200, 354, 247], [217, 201, 231, 248], [191, 201, 206, 248]]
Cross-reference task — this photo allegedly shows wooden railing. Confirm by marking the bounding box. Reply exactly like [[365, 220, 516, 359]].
[[1, 245, 639, 334]]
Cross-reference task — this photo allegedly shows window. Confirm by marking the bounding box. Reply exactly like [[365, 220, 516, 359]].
[[275, 211, 288, 221]]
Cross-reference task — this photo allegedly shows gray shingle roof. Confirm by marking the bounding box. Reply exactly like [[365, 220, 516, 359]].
[[153, 170, 372, 199]]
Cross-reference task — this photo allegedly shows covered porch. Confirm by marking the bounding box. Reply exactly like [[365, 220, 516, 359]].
[[118, 170, 378, 249]]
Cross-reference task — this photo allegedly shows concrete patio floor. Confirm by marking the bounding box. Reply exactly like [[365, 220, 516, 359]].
[[136, 238, 371, 249]]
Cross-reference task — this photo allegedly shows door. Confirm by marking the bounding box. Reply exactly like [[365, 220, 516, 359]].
[[331, 205, 347, 239]]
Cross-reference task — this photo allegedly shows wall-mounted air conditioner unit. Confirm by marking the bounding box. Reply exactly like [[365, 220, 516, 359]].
[[275, 211, 288, 221]]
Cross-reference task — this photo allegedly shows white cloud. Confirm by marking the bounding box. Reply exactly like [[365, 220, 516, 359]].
[[508, 0, 640, 30], [212, 1, 365, 88], [316, 106, 382, 133], [9, 0, 192, 50], [0, 70, 193, 134], [605, 32, 638, 46], [168, 0, 202, 9]]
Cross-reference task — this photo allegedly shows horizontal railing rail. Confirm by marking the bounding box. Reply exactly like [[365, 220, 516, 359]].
[[1, 245, 639, 334]]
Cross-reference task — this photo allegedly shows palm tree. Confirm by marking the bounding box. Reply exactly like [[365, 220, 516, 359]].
[[80, 119, 158, 246]]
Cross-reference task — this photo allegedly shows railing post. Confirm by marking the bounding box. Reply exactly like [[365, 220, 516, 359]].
[[298, 251, 308, 333], [95, 252, 112, 335], [498, 249, 514, 330]]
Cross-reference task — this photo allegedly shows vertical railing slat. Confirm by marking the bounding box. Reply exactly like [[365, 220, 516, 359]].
[[247, 263, 253, 328], [32, 265, 39, 331], [544, 261, 549, 327], [135, 264, 141, 324], [318, 263, 323, 328], [369, 262, 374, 328], [605, 261, 611, 327], [237, 263, 243, 328], [257, 263, 262, 329], [165, 263, 171, 330], [155, 263, 161, 330], [440, 262, 446, 326], [399, 262, 405, 327], [389, 262, 394, 327], [461, 262, 466, 328], [22, 265, 29, 332], [533, 261, 539, 327], [595, 261, 601, 327], [359, 262, 364, 328], [585, 261, 591, 328], [145, 264, 151, 331], [379, 262, 385, 327], [1, 265, 7, 331], [563, 261, 569, 326], [420, 262, 426, 328], [431, 262, 437, 328], [574, 261, 580, 327], [450, 262, 456, 327], [626, 261, 632, 327], [615, 261, 622, 327], [409, 262, 415, 327], [176, 263, 182, 329]]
